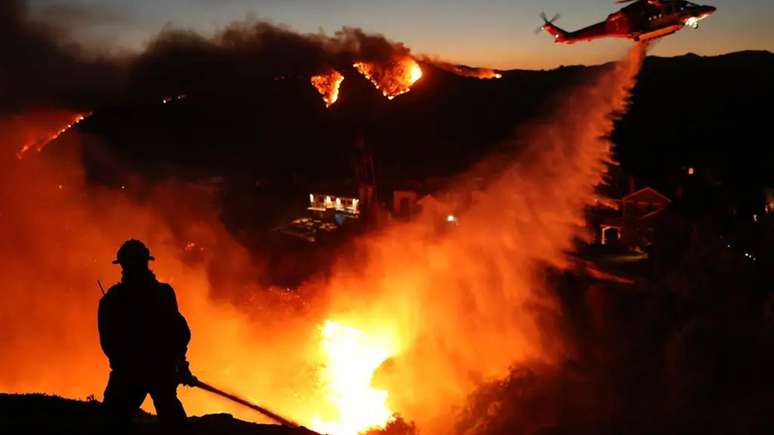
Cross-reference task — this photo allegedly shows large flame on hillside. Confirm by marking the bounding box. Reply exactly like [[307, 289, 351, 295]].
[[353, 57, 423, 100], [311, 320, 400, 434], [0, 45, 647, 435], [311, 70, 345, 108]]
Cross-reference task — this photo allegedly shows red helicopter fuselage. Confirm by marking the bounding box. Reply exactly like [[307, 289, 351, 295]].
[[542, 0, 716, 44]]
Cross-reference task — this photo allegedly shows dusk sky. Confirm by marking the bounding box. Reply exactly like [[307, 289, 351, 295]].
[[29, 0, 774, 69]]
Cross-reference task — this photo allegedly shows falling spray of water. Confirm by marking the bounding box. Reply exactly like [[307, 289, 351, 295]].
[[312, 44, 649, 434]]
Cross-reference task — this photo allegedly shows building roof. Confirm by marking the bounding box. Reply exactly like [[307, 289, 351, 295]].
[[417, 194, 450, 214], [622, 187, 671, 203], [639, 208, 667, 221]]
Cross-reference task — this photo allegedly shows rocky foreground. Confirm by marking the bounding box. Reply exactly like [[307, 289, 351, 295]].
[[0, 393, 319, 435]]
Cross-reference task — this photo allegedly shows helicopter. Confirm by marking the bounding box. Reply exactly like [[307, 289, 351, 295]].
[[540, 0, 716, 44]]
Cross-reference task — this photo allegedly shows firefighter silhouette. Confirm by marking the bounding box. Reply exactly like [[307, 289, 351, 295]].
[[98, 239, 195, 431]]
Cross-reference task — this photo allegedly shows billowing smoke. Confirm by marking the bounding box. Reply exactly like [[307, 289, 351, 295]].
[[0, 0, 125, 114], [0, 0, 422, 114], [8, 2, 766, 435], [0, 111, 332, 422], [126, 24, 415, 101]]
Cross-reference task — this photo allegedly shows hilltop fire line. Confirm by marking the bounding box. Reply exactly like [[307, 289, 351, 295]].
[[422, 60, 503, 80], [310, 57, 423, 107], [353, 58, 423, 100], [309, 56, 505, 108], [15, 112, 92, 159]]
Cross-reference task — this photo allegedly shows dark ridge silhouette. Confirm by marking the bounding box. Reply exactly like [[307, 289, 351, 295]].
[[70, 50, 773, 188], [5, 0, 771, 197], [614, 49, 774, 191]]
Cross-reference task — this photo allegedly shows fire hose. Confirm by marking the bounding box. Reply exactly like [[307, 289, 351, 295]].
[[94, 284, 307, 431], [191, 378, 302, 429]]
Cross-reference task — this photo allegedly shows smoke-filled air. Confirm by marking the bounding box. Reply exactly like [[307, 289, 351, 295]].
[[0, 1, 649, 431], [5, 0, 774, 432]]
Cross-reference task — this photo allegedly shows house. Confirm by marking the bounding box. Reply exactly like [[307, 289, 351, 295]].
[[622, 187, 672, 218], [594, 187, 672, 248], [764, 188, 774, 215], [393, 190, 419, 218], [308, 193, 360, 218]]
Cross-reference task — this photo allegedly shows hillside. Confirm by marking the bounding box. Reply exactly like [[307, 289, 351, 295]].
[[0, 393, 318, 435], [73, 50, 773, 186]]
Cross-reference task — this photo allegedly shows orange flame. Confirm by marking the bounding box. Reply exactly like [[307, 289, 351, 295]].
[[353, 57, 422, 100], [469, 69, 502, 80], [311, 70, 345, 108], [16, 112, 92, 159], [310, 320, 400, 434]]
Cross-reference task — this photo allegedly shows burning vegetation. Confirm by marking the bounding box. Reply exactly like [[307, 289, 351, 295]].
[[15, 112, 92, 159], [311, 321, 400, 434], [310, 57, 424, 106], [426, 61, 503, 79], [353, 57, 423, 100], [310, 70, 345, 108]]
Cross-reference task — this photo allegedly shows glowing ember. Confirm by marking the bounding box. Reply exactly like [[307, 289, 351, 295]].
[[311, 320, 399, 435], [162, 94, 188, 104], [16, 112, 92, 159], [353, 57, 423, 100], [478, 70, 502, 79], [311, 70, 345, 108]]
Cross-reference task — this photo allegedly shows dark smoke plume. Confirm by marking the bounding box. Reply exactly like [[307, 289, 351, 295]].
[[0, 0, 126, 114], [0, 0, 417, 113], [127, 24, 412, 100]]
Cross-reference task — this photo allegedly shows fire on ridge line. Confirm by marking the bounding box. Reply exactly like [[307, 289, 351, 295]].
[[309, 56, 507, 108], [16, 112, 92, 159], [309, 57, 423, 108], [353, 57, 423, 100]]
